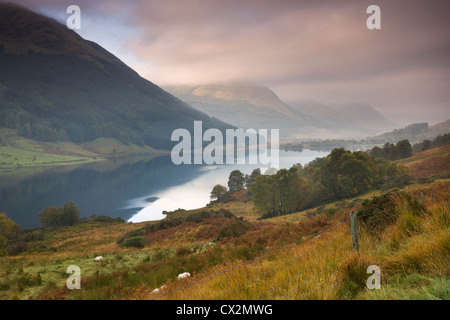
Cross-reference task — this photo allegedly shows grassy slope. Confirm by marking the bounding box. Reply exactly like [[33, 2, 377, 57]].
[[0, 128, 167, 170], [0, 145, 448, 300], [397, 143, 450, 179]]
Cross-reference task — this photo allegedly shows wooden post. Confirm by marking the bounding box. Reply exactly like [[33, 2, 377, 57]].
[[350, 211, 359, 251], [420, 192, 424, 204]]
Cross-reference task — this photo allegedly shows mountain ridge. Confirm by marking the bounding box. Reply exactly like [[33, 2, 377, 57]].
[[0, 3, 231, 150], [166, 82, 397, 139], [368, 119, 450, 144]]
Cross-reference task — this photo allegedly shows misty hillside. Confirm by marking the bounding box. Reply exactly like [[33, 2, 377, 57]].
[[0, 3, 231, 150], [165, 82, 318, 138], [288, 101, 397, 136], [368, 120, 450, 144], [166, 82, 397, 139]]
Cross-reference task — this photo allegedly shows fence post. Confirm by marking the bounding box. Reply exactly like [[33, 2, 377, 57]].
[[350, 211, 359, 251]]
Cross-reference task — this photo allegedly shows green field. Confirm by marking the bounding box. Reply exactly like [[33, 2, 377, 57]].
[[0, 128, 168, 172]]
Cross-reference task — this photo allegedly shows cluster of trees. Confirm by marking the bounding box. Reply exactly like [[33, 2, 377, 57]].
[[38, 201, 80, 229], [369, 140, 413, 160], [0, 107, 145, 145], [249, 168, 311, 216], [367, 122, 429, 145], [368, 133, 450, 160], [412, 133, 450, 152], [211, 148, 412, 218], [281, 139, 361, 152], [210, 169, 262, 202]]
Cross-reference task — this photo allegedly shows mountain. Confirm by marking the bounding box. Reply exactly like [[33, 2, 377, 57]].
[[0, 3, 230, 150], [288, 101, 397, 136], [165, 82, 323, 138], [368, 120, 450, 144], [331, 103, 398, 131], [166, 82, 397, 139], [189, 82, 296, 118]]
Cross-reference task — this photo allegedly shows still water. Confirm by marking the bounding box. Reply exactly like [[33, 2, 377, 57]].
[[0, 149, 330, 229]]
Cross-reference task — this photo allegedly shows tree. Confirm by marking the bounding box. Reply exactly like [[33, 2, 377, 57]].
[[381, 143, 391, 159], [387, 143, 398, 160], [0, 213, 20, 250], [245, 168, 261, 189], [422, 139, 431, 151], [396, 139, 412, 159], [249, 175, 278, 216], [38, 206, 62, 229], [38, 201, 81, 229], [61, 201, 80, 226], [370, 146, 383, 159], [321, 148, 350, 198], [250, 167, 312, 217], [338, 155, 372, 197], [228, 170, 245, 192], [321, 149, 373, 199], [210, 184, 228, 202]]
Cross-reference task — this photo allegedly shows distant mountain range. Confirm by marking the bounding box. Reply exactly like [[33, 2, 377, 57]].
[[165, 82, 397, 139], [0, 3, 414, 151], [0, 3, 230, 150]]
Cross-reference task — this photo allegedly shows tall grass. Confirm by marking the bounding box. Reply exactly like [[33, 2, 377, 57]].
[[146, 189, 449, 300], [145, 224, 353, 300], [2, 182, 447, 300], [339, 191, 449, 299]]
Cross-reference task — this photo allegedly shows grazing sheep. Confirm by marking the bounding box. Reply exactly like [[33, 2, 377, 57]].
[[94, 256, 103, 262], [151, 284, 168, 294], [177, 272, 191, 280]]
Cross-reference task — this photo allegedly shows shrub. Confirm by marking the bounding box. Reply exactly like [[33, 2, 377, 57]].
[[356, 189, 427, 236], [122, 236, 146, 248], [116, 229, 145, 245], [217, 221, 250, 240]]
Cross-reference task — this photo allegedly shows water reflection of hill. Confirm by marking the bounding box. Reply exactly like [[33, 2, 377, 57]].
[[0, 155, 204, 229]]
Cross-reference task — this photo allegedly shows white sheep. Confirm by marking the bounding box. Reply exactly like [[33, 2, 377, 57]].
[[151, 284, 168, 294], [94, 256, 103, 262], [177, 272, 191, 280]]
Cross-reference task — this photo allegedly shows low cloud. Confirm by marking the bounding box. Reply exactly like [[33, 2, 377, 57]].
[[7, 0, 450, 125]]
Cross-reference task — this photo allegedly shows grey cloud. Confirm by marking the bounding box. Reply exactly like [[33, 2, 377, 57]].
[[5, 0, 450, 125]]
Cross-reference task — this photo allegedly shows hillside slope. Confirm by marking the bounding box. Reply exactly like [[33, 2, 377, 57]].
[[166, 83, 397, 139], [368, 120, 450, 144], [0, 3, 231, 150], [165, 83, 320, 138], [1, 144, 448, 300], [288, 100, 397, 137]]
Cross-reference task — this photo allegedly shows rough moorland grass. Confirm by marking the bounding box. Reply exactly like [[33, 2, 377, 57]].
[[358, 274, 450, 300], [147, 187, 449, 300], [337, 193, 449, 300], [1, 179, 448, 300]]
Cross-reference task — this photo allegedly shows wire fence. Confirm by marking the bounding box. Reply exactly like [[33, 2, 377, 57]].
[[150, 192, 438, 300], [216, 228, 352, 300], [151, 220, 358, 300]]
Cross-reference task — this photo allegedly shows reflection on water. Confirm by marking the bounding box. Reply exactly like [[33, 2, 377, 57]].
[[0, 149, 329, 229], [127, 149, 330, 223], [0, 156, 203, 229]]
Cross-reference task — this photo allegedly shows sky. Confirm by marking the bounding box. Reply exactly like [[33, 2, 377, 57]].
[[6, 0, 450, 126]]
